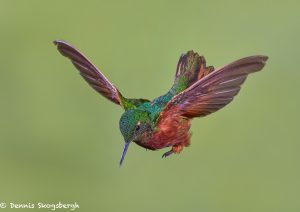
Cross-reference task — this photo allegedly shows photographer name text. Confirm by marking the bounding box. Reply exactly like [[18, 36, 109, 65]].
[[0, 202, 79, 210]]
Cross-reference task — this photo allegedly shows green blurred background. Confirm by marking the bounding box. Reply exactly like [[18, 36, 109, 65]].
[[0, 0, 299, 211]]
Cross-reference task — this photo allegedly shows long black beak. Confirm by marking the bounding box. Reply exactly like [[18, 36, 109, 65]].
[[119, 142, 131, 166]]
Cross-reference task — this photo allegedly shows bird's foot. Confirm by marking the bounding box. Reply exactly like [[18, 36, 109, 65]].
[[162, 145, 184, 158], [162, 150, 174, 158]]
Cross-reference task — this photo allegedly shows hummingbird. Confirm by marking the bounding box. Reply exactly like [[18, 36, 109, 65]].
[[54, 40, 268, 166]]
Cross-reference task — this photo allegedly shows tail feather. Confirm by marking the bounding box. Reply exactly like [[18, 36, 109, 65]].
[[174, 51, 214, 88]]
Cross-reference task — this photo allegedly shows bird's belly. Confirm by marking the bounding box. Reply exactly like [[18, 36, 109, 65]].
[[135, 118, 191, 150]]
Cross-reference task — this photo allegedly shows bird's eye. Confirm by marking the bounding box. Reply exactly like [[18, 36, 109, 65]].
[[135, 122, 141, 131], [135, 125, 140, 131]]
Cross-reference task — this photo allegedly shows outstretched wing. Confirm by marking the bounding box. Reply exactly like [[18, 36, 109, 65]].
[[54, 40, 122, 105], [158, 55, 268, 120]]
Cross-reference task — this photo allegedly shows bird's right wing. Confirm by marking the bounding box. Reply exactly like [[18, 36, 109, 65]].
[[54, 40, 123, 106]]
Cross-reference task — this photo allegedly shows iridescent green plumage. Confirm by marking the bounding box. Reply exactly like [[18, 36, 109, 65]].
[[119, 51, 204, 126]]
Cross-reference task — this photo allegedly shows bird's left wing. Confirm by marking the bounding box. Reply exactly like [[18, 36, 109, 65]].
[[157, 55, 268, 121], [54, 40, 123, 106]]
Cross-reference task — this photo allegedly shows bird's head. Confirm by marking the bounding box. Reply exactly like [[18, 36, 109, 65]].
[[119, 109, 152, 166]]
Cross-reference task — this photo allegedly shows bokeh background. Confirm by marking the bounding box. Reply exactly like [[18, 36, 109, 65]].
[[0, 0, 299, 211]]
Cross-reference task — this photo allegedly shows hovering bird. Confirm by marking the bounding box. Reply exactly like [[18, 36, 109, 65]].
[[54, 40, 268, 165]]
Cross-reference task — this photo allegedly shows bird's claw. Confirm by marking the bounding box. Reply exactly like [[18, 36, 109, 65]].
[[162, 150, 174, 158]]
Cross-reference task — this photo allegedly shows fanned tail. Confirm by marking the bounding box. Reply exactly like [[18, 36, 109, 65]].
[[174, 51, 214, 90]]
